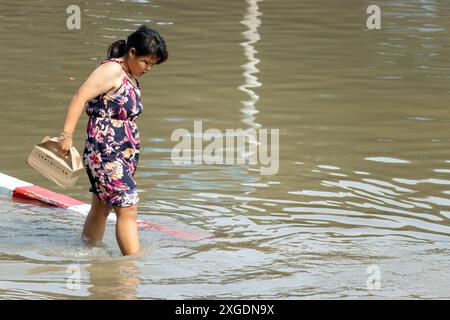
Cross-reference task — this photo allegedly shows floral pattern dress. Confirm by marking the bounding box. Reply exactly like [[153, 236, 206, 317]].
[[83, 58, 143, 207]]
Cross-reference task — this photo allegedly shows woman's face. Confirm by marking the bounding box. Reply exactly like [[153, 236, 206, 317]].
[[127, 49, 159, 77]]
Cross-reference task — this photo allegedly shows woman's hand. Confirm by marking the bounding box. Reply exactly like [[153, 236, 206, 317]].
[[57, 134, 73, 156]]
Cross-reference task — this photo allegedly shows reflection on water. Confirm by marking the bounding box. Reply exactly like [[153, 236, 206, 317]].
[[1, 0, 450, 299], [87, 259, 140, 300], [239, 0, 262, 130]]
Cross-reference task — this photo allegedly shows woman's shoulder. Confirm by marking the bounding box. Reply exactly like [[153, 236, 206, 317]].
[[101, 57, 123, 64], [94, 58, 124, 76], [96, 57, 123, 67]]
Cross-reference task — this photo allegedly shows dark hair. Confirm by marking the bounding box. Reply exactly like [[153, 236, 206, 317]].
[[107, 25, 168, 64]]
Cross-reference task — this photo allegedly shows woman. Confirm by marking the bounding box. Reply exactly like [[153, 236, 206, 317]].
[[58, 25, 168, 255]]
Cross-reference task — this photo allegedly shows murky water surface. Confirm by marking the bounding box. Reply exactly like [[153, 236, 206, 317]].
[[1, 0, 450, 299]]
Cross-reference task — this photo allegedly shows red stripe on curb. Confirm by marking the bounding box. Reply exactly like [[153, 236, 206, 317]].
[[1, 173, 213, 241], [13, 185, 85, 208], [10, 183, 212, 241], [137, 220, 209, 241]]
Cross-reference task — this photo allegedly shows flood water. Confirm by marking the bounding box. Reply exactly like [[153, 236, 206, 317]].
[[1, 0, 450, 299]]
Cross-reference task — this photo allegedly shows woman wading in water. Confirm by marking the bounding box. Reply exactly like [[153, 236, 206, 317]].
[[58, 25, 168, 255]]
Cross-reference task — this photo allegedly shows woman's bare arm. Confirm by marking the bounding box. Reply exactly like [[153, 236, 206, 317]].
[[59, 62, 123, 152], [62, 62, 123, 136]]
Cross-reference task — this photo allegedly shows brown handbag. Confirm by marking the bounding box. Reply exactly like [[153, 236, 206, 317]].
[[27, 136, 84, 189]]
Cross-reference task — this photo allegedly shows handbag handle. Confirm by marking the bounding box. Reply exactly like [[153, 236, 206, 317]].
[[39, 136, 82, 169]]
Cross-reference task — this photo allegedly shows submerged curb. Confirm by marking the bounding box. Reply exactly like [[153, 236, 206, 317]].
[[0, 172, 210, 241]]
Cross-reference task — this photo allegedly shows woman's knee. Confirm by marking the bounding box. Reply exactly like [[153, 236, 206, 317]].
[[91, 194, 112, 216], [114, 205, 138, 220]]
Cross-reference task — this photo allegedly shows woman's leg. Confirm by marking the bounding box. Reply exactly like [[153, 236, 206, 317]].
[[82, 194, 112, 243], [113, 204, 140, 256]]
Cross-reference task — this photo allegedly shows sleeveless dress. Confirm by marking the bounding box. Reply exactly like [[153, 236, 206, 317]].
[[83, 58, 143, 207]]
